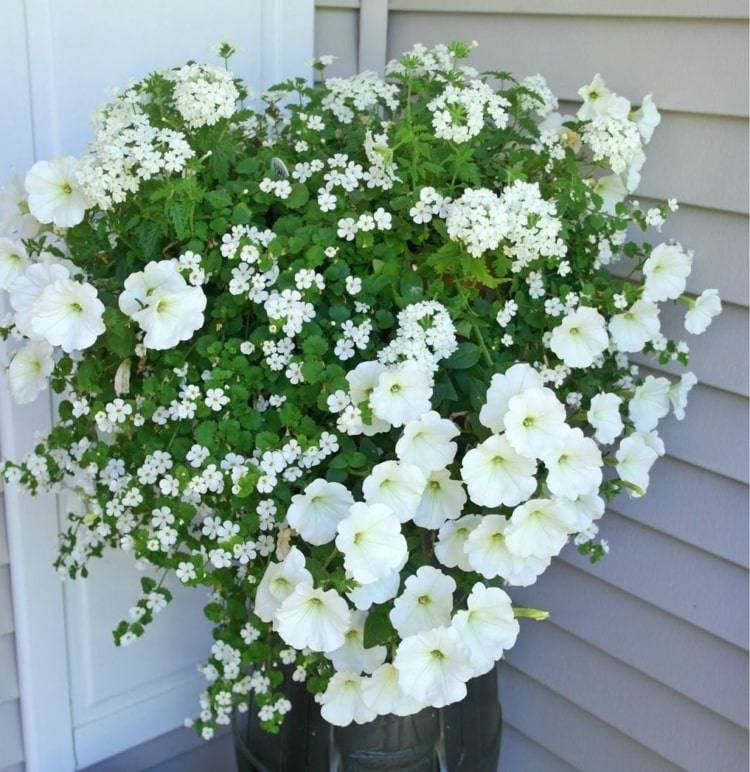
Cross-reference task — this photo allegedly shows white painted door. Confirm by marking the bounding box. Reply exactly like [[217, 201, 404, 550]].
[[0, 2, 314, 769]]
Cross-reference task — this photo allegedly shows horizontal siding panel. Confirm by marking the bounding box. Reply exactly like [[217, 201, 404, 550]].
[[500, 724, 576, 772], [316, 0, 359, 8], [0, 634, 19, 704], [612, 455, 748, 567], [505, 623, 749, 770], [0, 566, 13, 637], [0, 498, 8, 566], [387, 12, 750, 117], [0, 700, 24, 769], [509, 561, 749, 727], [499, 665, 681, 772], [389, 1, 749, 21], [561, 514, 749, 648], [632, 301, 749, 397], [655, 384, 748, 483], [315, 8, 360, 76]]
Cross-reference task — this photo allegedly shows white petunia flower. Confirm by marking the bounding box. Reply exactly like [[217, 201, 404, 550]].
[[0, 239, 30, 290], [615, 433, 659, 496], [393, 626, 472, 708], [362, 461, 426, 523], [31, 279, 105, 352], [544, 428, 603, 499], [118, 260, 185, 315], [319, 672, 376, 726], [395, 411, 459, 473], [347, 565, 403, 611], [452, 583, 519, 675], [8, 340, 54, 403], [25, 156, 88, 228], [642, 243, 692, 302], [505, 498, 577, 559], [628, 375, 671, 431], [609, 300, 660, 353], [631, 93, 661, 143], [335, 502, 407, 584], [325, 610, 387, 675], [370, 360, 432, 427], [479, 363, 543, 434], [254, 546, 312, 623], [345, 360, 391, 435], [465, 514, 551, 584], [276, 582, 351, 652], [592, 174, 628, 215], [435, 514, 482, 572], [0, 176, 40, 239], [287, 478, 354, 546], [559, 493, 605, 532], [10, 262, 70, 338], [131, 284, 207, 351], [389, 566, 455, 638], [587, 392, 624, 445], [504, 387, 569, 460], [668, 372, 697, 421], [684, 289, 721, 335], [461, 434, 537, 508], [549, 306, 609, 368], [361, 663, 425, 717], [413, 469, 467, 529]]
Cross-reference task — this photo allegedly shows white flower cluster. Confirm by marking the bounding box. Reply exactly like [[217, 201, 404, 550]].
[[221, 224, 279, 303], [427, 80, 510, 143], [322, 71, 399, 123], [363, 130, 399, 190], [168, 63, 239, 129], [519, 74, 558, 118]]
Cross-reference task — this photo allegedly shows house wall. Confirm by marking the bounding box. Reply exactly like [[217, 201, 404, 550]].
[[317, 1, 749, 770]]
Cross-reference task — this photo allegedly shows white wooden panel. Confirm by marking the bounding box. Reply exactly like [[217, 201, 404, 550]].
[[387, 12, 750, 117], [316, 8, 360, 75]]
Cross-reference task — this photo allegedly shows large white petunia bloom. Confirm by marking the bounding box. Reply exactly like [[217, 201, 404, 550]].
[[389, 566, 456, 638], [464, 514, 550, 585], [335, 502, 407, 584], [319, 672, 376, 726], [30, 279, 105, 352], [460, 434, 537, 508], [642, 242, 692, 302], [504, 498, 577, 559], [326, 610, 387, 675], [413, 469, 467, 529], [592, 174, 627, 215], [131, 284, 207, 350], [118, 260, 186, 315], [362, 460, 426, 523], [394, 626, 473, 708], [8, 340, 54, 403], [362, 663, 425, 717], [504, 387, 569, 460], [370, 360, 432, 427], [452, 583, 519, 675], [0, 175, 41, 239], [668, 372, 697, 421], [347, 565, 403, 611], [544, 428, 603, 499], [25, 156, 88, 228], [587, 392, 624, 445], [346, 360, 391, 435], [577, 74, 631, 121], [435, 514, 482, 572], [479, 363, 543, 433], [549, 306, 609, 368], [254, 546, 312, 623], [0, 239, 30, 290], [287, 478, 354, 546], [560, 493, 605, 533], [9, 262, 69, 337], [276, 582, 351, 652], [684, 289, 721, 335], [609, 299, 660, 353], [628, 375, 671, 432], [615, 433, 659, 496], [631, 93, 661, 143], [395, 411, 459, 473]]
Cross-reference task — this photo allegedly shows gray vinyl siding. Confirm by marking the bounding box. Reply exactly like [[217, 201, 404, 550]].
[[317, 2, 749, 769], [0, 499, 24, 772]]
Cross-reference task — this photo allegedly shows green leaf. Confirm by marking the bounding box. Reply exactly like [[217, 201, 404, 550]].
[[363, 603, 396, 648], [285, 183, 310, 209], [443, 342, 481, 370]]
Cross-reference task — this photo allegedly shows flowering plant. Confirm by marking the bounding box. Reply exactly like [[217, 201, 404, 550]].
[[0, 41, 722, 736]]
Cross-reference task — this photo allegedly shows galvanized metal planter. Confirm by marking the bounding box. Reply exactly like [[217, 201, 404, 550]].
[[233, 668, 502, 772]]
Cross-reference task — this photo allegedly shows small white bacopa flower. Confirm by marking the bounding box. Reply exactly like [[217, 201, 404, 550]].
[[335, 502, 407, 584], [31, 278, 105, 352], [451, 583, 519, 676], [609, 299, 660, 353], [461, 434, 537, 508], [25, 156, 89, 228], [8, 340, 54, 404], [287, 478, 354, 546], [684, 289, 721, 335], [276, 582, 351, 652], [549, 306, 609, 368], [642, 242, 692, 302], [393, 626, 473, 708]]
